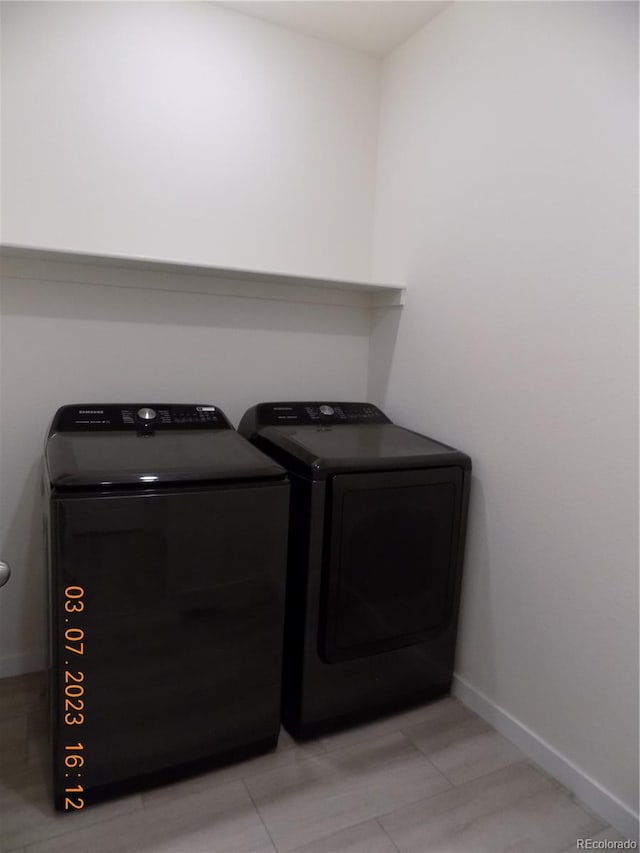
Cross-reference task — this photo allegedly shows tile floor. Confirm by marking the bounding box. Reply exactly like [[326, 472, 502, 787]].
[[0, 672, 628, 853]]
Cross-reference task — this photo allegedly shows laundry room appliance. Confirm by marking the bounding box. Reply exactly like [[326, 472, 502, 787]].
[[45, 403, 289, 809], [239, 402, 471, 738]]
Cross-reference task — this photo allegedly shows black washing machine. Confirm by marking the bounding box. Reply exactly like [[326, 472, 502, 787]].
[[45, 403, 289, 809], [239, 401, 471, 738]]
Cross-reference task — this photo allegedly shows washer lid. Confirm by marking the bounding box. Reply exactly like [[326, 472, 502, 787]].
[[46, 430, 287, 489], [255, 423, 471, 480]]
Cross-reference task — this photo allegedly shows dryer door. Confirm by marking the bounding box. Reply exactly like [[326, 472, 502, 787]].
[[321, 467, 464, 663]]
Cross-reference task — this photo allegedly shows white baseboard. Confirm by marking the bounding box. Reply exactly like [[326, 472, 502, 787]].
[[0, 650, 46, 679], [452, 674, 639, 843]]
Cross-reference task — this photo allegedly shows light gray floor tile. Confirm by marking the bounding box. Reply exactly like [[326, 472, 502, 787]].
[[295, 738, 329, 756], [0, 762, 143, 850], [280, 728, 327, 756], [0, 672, 46, 719], [143, 736, 325, 807], [0, 760, 45, 805], [522, 759, 568, 790], [278, 728, 300, 751], [290, 820, 398, 853], [319, 697, 472, 754], [588, 826, 630, 843], [0, 672, 616, 853], [26, 723, 48, 771], [26, 696, 49, 770], [402, 704, 490, 756], [560, 825, 630, 851], [0, 670, 49, 777], [380, 761, 604, 853], [245, 731, 451, 852], [0, 713, 29, 767], [24, 780, 275, 853], [420, 723, 525, 785]]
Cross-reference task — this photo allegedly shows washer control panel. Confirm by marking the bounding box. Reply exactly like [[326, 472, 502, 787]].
[[256, 402, 391, 426], [53, 404, 231, 432], [137, 407, 157, 421]]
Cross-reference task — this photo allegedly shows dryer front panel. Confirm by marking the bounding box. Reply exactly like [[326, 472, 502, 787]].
[[321, 467, 464, 663]]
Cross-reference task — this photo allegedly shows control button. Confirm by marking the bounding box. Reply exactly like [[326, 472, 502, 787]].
[[137, 407, 157, 421], [319, 405, 334, 416]]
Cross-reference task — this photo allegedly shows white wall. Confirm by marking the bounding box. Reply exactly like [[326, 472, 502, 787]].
[[1, 0, 638, 832], [372, 0, 638, 820], [0, 1, 378, 281], [0, 258, 371, 676], [0, 2, 378, 675]]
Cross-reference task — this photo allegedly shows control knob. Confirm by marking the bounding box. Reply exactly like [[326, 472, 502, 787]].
[[319, 405, 334, 416], [137, 407, 157, 421]]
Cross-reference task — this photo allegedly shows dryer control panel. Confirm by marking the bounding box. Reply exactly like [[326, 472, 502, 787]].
[[255, 402, 391, 426], [51, 404, 232, 432]]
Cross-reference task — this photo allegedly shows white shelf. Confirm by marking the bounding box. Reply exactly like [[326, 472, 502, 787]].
[[0, 244, 405, 309]]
